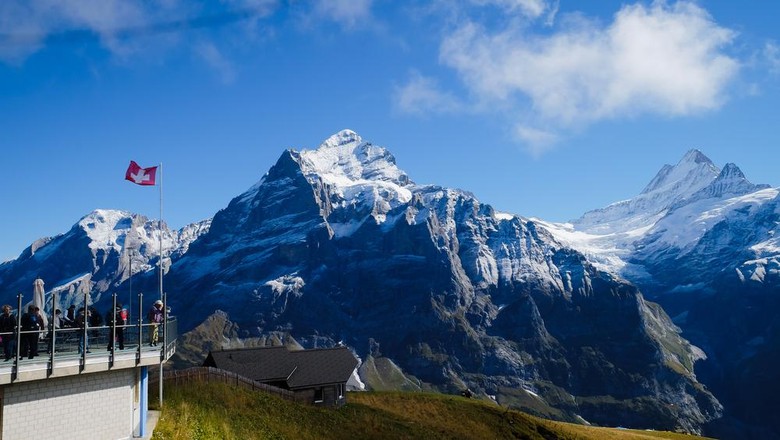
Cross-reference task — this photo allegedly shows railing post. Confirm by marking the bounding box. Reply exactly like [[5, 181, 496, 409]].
[[109, 293, 117, 367], [162, 291, 168, 360], [81, 287, 88, 371], [137, 293, 143, 364], [13, 293, 22, 381], [49, 291, 58, 375], [159, 292, 165, 408]]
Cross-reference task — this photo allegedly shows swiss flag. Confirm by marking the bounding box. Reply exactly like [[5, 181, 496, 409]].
[[125, 161, 157, 186]]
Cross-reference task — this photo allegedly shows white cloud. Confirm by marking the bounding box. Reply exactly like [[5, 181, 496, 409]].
[[311, 0, 373, 29], [0, 0, 198, 63], [0, 0, 285, 85], [395, 71, 463, 115], [0, 0, 167, 62], [514, 124, 558, 156], [439, 1, 740, 150], [0, 0, 170, 61], [765, 41, 780, 75], [222, 0, 277, 10], [195, 41, 236, 84], [0, 0, 278, 66], [219, 0, 278, 38], [468, 0, 549, 19]]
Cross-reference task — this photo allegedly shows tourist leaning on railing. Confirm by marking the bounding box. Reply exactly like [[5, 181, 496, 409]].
[[0, 305, 16, 361], [148, 300, 164, 347], [20, 305, 43, 359]]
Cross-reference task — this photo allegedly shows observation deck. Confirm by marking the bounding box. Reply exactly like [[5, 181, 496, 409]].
[[0, 317, 177, 384]]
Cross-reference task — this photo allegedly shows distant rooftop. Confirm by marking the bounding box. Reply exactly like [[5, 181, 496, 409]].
[[205, 346, 358, 389]]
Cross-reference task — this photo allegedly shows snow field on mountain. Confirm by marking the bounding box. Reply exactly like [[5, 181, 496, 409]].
[[643, 187, 778, 256]]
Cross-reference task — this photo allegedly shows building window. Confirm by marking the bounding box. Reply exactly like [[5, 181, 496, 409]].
[[314, 387, 323, 403]]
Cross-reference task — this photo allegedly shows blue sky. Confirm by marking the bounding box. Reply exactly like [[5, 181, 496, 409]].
[[1, 0, 779, 261]]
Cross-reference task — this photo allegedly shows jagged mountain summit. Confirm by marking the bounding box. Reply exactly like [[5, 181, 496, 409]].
[[539, 149, 774, 285], [576, 149, 722, 235]]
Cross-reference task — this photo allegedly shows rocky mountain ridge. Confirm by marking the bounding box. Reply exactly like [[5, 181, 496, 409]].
[[0, 209, 210, 307]]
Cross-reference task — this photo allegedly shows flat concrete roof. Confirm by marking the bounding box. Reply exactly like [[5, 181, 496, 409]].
[[0, 343, 173, 385]]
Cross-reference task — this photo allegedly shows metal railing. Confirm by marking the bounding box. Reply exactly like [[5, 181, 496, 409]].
[[0, 292, 176, 382]]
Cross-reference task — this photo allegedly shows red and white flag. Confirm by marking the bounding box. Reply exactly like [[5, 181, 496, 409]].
[[125, 161, 157, 186]]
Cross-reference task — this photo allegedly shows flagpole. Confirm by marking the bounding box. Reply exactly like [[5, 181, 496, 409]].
[[159, 162, 163, 302], [124, 159, 165, 404], [158, 162, 164, 408]]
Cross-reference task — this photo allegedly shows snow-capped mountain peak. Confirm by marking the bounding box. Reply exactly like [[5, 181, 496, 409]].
[[572, 150, 722, 237], [287, 131, 415, 233], [297, 129, 412, 188], [319, 128, 362, 149], [75, 209, 210, 267], [78, 209, 135, 251], [686, 162, 770, 201], [681, 148, 713, 165], [719, 162, 743, 177], [546, 148, 777, 292], [640, 149, 718, 196]]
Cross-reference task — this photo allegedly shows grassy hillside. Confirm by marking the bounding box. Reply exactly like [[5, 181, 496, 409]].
[[150, 382, 711, 440]]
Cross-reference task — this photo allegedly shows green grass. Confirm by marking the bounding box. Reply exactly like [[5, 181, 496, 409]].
[[151, 381, 712, 440]]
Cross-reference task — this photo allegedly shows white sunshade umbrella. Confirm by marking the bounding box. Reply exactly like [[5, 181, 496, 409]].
[[32, 277, 49, 328]]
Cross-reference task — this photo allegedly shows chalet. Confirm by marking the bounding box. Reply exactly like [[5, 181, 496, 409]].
[[203, 346, 359, 407]]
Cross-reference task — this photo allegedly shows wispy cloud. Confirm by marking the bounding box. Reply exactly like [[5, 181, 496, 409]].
[[434, 1, 740, 153], [195, 41, 236, 84], [467, 0, 550, 20], [394, 71, 464, 115], [513, 125, 558, 156], [765, 40, 780, 75], [0, 0, 174, 63], [0, 1, 277, 67], [310, 0, 373, 30]]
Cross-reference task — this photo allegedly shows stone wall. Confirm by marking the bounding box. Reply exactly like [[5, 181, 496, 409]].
[[1, 369, 138, 440]]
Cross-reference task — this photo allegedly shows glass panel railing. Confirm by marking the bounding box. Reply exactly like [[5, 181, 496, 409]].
[[0, 321, 177, 374], [0, 292, 178, 382]]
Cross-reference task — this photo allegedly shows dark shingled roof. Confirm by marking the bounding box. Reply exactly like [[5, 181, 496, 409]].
[[206, 346, 358, 389]]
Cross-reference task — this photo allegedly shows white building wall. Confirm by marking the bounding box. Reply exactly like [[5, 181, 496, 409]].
[[2, 369, 136, 440]]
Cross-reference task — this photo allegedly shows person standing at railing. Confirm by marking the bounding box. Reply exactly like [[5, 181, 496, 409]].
[[107, 304, 127, 351], [20, 305, 43, 359], [51, 309, 63, 330], [0, 305, 17, 361], [65, 305, 76, 326], [88, 306, 102, 339], [147, 300, 164, 347]]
